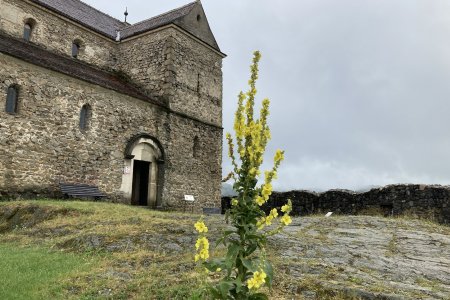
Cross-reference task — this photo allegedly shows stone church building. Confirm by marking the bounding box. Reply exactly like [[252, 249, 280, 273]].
[[0, 0, 225, 210]]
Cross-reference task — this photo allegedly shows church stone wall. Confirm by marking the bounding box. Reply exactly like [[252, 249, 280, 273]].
[[0, 0, 224, 210], [163, 115, 222, 210], [0, 53, 222, 210], [117, 30, 170, 101], [118, 27, 223, 127], [170, 29, 223, 126], [0, 0, 118, 70], [0, 53, 164, 199]]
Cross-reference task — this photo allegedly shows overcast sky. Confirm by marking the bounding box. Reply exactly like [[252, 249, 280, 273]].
[[85, 0, 450, 191]]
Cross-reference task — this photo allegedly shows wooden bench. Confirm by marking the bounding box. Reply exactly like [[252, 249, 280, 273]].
[[202, 207, 221, 215], [60, 183, 106, 200]]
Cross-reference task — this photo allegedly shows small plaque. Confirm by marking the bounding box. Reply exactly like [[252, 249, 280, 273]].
[[123, 166, 131, 174], [325, 212, 333, 217], [184, 195, 195, 202]]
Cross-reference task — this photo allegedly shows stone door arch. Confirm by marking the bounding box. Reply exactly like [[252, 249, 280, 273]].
[[120, 134, 164, 208]]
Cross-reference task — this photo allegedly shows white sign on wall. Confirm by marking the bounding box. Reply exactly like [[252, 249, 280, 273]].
[[123, 166, 131, 174], [184, 195, 195, 202]]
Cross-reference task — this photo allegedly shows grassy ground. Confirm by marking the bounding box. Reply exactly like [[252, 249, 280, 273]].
[[0, 243, 94, 299], [0, 200, 448, 299], [0, 200, 218, 300]]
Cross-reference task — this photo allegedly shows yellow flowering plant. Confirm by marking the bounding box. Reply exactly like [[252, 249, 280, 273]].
[[193, 51, 292, 300]]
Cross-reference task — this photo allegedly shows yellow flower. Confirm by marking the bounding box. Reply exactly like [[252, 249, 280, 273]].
[[272, 171, 277, 179], [195, 237, 209, 250], [216, 268, 222, 272], [270, 208, 278, 218], [194, 221, 208, 233], [281, 214, 292, 226], [261, 183, 273, 200], [247, 270, 267, 290], [195, 237, 210, 262], [255, 196, 265, 206], [199, 248, 209, 260], [274, 149, 284, 163], [281, 204, 289, 213], [264, 129, 271, 140], [231, 198, 239, 206], [281, 199, 292, 213]]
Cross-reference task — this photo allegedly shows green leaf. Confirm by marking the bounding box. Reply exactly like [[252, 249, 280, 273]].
[[234, 278, 244, 294], [226, 243, 241, 262], [216, 231, 235, 247], [208, 287, 222, 299], [249, 293, 269, 300], [262, 261, 274, 288], [204, 259, 225, 273], [217, 281, 234, 298], [245, 244, 257, 256], [240, 256, 254, 272]]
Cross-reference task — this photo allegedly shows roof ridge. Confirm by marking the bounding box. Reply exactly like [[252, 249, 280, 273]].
[[123, 1, 197, 29], [75, 0, 124, 27]]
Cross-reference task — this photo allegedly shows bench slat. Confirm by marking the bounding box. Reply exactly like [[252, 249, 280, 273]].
[[59, 183, 106, 199]]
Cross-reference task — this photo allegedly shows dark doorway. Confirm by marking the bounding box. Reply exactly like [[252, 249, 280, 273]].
[[131, 160, 151, 206]]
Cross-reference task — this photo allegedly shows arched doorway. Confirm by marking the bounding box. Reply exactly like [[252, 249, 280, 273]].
[[120, 134, 164, 208]]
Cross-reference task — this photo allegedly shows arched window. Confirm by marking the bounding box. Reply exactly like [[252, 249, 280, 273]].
[[193, 136, 200, 158], [72, 41, 81, 58], [5, 85, 18, 114], [23, 23, 32, 41], [23, 19, 35, 42], [79, 104, 91, 132]]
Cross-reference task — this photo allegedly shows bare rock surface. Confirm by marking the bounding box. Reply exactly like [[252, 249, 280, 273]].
[[270, 216, 450, 299]]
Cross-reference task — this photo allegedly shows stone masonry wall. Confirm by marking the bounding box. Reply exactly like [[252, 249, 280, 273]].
[[117, 30, 170, 101], [0, 0, 224, 210], [0, 53, 164, 199], [223, 184, 450, 224], [0, 54, 221, 210], [115, 28, 224, 209], [0, 0, 118, 70], [118, 27, 223, 127], [169, 29, 223, 126], [163, 114, 222, 210]]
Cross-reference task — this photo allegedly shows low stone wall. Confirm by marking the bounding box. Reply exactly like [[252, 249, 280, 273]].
[[222, 184, 450, 224]]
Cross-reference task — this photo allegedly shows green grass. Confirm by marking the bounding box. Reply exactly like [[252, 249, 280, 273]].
[[0, 243, 94, 300]]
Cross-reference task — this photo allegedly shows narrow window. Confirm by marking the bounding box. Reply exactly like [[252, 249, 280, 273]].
[[5, 86, 18, 114], [197, 73, 200, 93], [23, 23, 32, 41], [79, 104, 91, 132], [193, 136, 200, 158], [72, 42, 80, 58]]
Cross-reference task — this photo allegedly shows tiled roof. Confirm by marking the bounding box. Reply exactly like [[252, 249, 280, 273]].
[[120, 2, 196, 39], [29, 0, 125, 38], [0, 32, 165, 108], [28, 0, 218, 49]]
